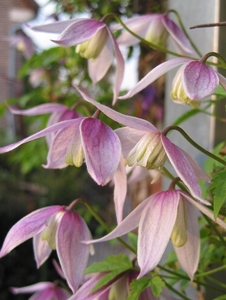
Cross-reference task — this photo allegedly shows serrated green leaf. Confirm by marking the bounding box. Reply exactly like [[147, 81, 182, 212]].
[[210, 168, 226, 218], [150, 276, 165, 297], [128, 277, 152, 300], [85, 254, 132, 274]]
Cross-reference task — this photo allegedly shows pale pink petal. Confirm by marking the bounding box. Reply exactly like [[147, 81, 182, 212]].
[[88, 37, 114, 84], [174, 200, 200, 280], [0, 119, 82, 154], [11, 282, 52, 294], [80, 118, 121, 185], [75, 86, 158, 132], [33, 232, 52, 268], [31, 19, 85, 33], [8, 103, 68, 116], [183, 61, 219, 99], [118, 58, 192, 99], [44, 119, 82, 168], [56, 212, 91, 293], [162, 16, 194, 54], [137, 191, 180, 278], [54, 287, 71, 300], [52, 259, 66, 279], [161, 136, 210, 205], [112, 155, 127, 223], [107, 27, 125, 105], [0, 206, 62, 258], [52, 19, 106, 46]]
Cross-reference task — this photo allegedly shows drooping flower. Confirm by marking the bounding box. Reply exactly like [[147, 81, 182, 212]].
[[4, 33, 35, 59], [11, 281, 71, 300], [74, 86, 210, 203], [0, 202, 92, 293], [84, 189, 226, 280], [119, 58, 226, 108], [31, 18, 124, 104], [113, 14, 194, 55]]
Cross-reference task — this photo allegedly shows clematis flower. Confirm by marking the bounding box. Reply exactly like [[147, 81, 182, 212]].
[[0, 202, 92, 293], [119, 57, 226, 108], [74, 86, 210, 203], [113, 14, 194, 55], [4, 33, 35, 59], [84, 189, 226, 280], [11, 281, 71, 300], [31, 18, 124, 104]]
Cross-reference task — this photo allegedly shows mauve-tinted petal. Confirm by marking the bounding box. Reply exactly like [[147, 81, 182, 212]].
[[75, 86, 158, 133], [162, 16, 194, 54], [137, 191, 180, 278], [0, 206, 62, 258], [0, 119, 81, 154], [56, 212, 90, 293], [8, 103, 68, 116], [31, 19, 84, 33], [174, 200, 200, 280], [33, 232, 52, 268], [88, 37, 113, 84], [113, 155, 127, 223], [44, 119, 82, 169], [119, 58, 192, 99], [54, 287, 71, 300], [161, 136, 210, 204], [52, 19, 106, 46], [11, 282, 52, 294], [80, 118, 121, 185], [183, 61, 219, 100]]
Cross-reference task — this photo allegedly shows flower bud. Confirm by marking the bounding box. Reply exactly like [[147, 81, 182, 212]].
[[145, 16, 169, 47]]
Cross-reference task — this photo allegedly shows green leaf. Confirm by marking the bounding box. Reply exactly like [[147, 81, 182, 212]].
[[215, 84, 226, 97], [172, 109, 200, 126], [150, 276, 165, 297], [128, 232, 137, 252], [210, 168, 226, 218]]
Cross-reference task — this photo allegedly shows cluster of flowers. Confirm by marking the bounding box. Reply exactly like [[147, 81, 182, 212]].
[[1, 12, 226, 299]]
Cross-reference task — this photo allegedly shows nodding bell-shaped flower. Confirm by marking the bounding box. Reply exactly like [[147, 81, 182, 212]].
[[31, 18, 124, 104], [0, 202, 92, 293], [113, 14, 194, 55]]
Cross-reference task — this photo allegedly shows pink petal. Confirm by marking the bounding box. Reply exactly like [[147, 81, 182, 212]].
[[56, 211, 91, 293], [0, 206, 62, 258], [161, 135, 210, 204], [174, 200, 200, 280], [0, 119, 82, 154], [11, 282, 52, 294], [118, 58, 192, 99], [8, 103, 68, 116], [31, 19, 85, 33], [162, 16, 194, 54], [75, 86, 158, 133], [52, 19, 106, 46], [80, 118, 121, 185], [44, 119, 82, 168], [33, 232, 52, 268], [183, 61, 219, 100], [112, 155, 127, 223], [137, 191, 180, 278]]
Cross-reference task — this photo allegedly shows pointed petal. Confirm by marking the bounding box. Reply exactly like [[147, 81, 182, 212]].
[[183, 61, 219, 99], [80, 118, 121, 185], [31, 19, 85, 33], [56, 212, 91, 293], [88, 37, 114, 84], [44, 119, 82, 168], [113, 155, 127, 223], [181, 191, 226, 230], [52, 19, 106, 46], [33, 232, 52, 268], [0, 206, 62, 258], [75, 86, 158, 132], [137, 191, 180, 278], [0, 119, 81, 154], [7, 103, 68, 116], [11, 282, 52, 294], [162, 16, 194, 54], [174, 200, 200, 280], [161, 136, 210, 205], [107, 28, 125, 105], [119, 58, 192, 99]]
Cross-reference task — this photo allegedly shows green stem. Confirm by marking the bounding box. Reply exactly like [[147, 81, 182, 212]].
[[162, 278, 190, 300], [162, 126, 226, 166], [205, 275, 226, 290], [196, 264, 226, 278], [202, 214, 226, 247], [81, 200, 136, 254], [168, 10, 202, 57]]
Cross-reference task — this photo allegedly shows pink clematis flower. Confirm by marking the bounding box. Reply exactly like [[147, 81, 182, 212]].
[[31, 18, 124, 104], [0, 202, 92, 293], [11, 281, 71, 300], [113, 14, 194, 55], [119, 57, 226, 107], [84, 190, 226, 280], [4, 33, 35, 59], [74, 86, 210, 203]]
